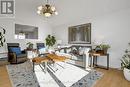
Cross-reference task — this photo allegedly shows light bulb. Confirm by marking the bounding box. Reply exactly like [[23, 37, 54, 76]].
[[37, 10, 41, 14], [38, 6, 42, 10], [55, 11, 58, 15], [44, 13, 51, 17], [51, 6, 56, 11]]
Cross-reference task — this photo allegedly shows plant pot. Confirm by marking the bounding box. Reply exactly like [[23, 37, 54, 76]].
[[103, 48, 108, 54], [123, 68, 130, 81]]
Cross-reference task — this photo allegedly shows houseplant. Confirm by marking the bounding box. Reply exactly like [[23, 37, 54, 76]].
[[26, 42, 34, 50], [121, 43, 130, 81], [99, 43, 110, 54], [0, 26, 6, 47], [45, 35, 56, 49]]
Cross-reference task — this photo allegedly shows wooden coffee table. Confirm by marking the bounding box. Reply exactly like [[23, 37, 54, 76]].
[[32, 57, 48, 72], [47, 54, 69, 62], [32, 54, 69, 72], [46, 54, 69, 72]]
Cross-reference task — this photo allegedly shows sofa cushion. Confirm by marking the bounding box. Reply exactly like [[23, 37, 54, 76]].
[[9, 47, 21, 55], [66, 48, 71, 54], [72, 49, 79, 55], [79, 47, 84, 55], [56, 52, 72, 59], [59, 49, 65, 53]]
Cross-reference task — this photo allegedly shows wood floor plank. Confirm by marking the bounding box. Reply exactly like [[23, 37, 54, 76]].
[[94, 68, 130, 87], [0, 66, 12, 87]]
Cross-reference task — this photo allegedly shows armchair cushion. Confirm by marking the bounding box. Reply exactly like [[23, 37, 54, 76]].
[[17, 54, 27, 58], [9, 47, 22, 55], [39, 48, 46, 54], [38, 46, 44, 49]]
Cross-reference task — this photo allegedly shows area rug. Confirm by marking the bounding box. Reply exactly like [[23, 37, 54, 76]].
[[47, 62, 103, 87], [6, 60, 40, 87], [6, 60, 103, 87]]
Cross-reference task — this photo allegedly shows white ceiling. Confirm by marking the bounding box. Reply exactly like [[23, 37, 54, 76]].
[[16, 0, 130, 27]]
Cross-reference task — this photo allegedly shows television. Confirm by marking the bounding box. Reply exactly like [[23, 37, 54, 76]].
[[15, 24, 38, 39], [68, 23, 91, 44]]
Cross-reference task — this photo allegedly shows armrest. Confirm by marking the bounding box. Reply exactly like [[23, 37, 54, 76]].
[[9, 52, 16, 56], [21, 50, 26, 54], [8, 52, 17, 61]]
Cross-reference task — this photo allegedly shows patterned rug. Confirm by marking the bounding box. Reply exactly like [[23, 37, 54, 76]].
[[71, 70, 102, 87], [6, 61, 40, 87], [6, 61, 103, 87], [47, 63, 103, 87]]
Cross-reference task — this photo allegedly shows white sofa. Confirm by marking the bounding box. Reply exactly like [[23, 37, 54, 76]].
[[55, 45, 91, 69]]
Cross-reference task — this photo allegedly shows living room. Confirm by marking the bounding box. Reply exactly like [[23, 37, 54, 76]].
[[0, 0, 130, 87]]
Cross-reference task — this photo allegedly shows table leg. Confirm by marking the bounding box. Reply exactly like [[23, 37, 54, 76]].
[[44, 62, 47, 73], [107, 54, 109, 70], [90, 56, 92, 67], [95, 56, 97, 66], [33, 62, 35, 72], [93, 56, 95, 67], [93, 56, 97, 67]]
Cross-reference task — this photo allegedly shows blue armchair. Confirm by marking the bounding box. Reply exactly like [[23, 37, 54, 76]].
[[36, 43, 46, 57], [7, 43, 27, 64]]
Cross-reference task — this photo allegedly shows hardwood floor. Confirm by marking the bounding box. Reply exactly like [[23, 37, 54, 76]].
[[0, 66, 12, 87], [94, 68, 130, 87], [0, 65, 130, 87]]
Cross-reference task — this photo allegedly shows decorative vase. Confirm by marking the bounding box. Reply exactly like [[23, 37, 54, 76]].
[[123, 68, 130, 81]]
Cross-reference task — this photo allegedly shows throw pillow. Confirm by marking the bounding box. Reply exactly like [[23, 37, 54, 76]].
[[60, 49, 65, 53], [79, 47, 84, 55], [66, 48, 71, 53]]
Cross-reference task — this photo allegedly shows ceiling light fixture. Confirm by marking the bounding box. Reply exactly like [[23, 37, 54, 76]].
[[37, 0, 58, 17]]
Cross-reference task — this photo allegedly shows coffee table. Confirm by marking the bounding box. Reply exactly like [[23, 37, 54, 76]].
[[46, 54, 69, 72], [47, 54, 69, 62], [32, 57, 48, 72], [32, 54, 69, 72]]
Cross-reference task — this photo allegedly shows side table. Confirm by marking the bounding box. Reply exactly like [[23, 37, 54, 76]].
[[89, 52, 109, 70]]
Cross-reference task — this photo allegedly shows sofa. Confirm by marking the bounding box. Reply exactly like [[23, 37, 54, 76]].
[[55, 45, 92, 69]]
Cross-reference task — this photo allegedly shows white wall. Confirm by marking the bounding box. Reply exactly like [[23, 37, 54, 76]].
[[52, 8, 130, 68], [0, 0, 52, 52]]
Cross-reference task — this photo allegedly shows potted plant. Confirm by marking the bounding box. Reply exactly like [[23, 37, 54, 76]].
[[121, 43, 130, 81], [0, 26, 6, 47], [99, 44, 110, 54], [45, 35, 56, 49], [26, 42, 33, 50]]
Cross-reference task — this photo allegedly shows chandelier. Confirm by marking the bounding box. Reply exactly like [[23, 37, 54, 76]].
[[37, 0, 58, 17]]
